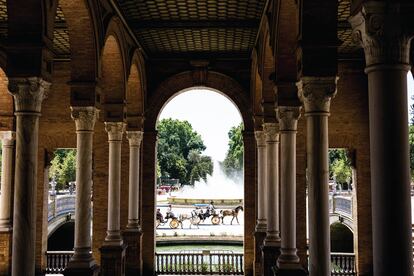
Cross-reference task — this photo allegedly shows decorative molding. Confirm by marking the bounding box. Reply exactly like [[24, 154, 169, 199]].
[[105, 122, 126, 141], [297, 77, 338, 114], [349, 1, 413, 67], [263, 122, 279, 143], [277, 106, 301, 131], [126, 131, 143, 147], [8, 77, 51, 113], [71, 106, 98, 132], [0, 131, 15, 147], [254, 131, 266, 147]]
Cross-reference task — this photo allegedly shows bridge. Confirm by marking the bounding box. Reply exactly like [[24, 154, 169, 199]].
[[329, 193, 354, 231], [47, 194, 75, 237]]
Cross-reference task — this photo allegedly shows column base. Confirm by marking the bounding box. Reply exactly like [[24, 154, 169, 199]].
[[123, 228, 142, 276], [254, 231, 266, 276], [0, 229, 12, 276], [100, 243, 127, 276], [273, 265, 308, 276], [64, 259, 99, 276], [262, 245, 281, 276]]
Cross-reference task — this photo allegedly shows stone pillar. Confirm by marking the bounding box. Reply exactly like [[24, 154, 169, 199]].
[[350, 3, 413, 275], [254, 130, 267, 275], [7, 77, 49, 276], [124, 130, 143, 276], [0, 131, 15, 231], [262, 122, 281, 276], [275, 106, 307, 275], [64, 106, 99, 276], [298, 77, 337, 276], [100, 122, 126, 276], [0, 131, 15, 276]]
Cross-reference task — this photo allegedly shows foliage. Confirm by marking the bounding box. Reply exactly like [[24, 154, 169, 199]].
[[221, 123, 244, 178], [157, 118, 213, 185], [329, 149, 352, 185], [49, 149, 76, 191]]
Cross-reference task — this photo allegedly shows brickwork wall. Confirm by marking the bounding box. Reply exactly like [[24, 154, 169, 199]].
[[0, 231, 12, 275]]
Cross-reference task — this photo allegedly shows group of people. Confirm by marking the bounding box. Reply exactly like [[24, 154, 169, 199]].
[[156, 201, 216, 223]]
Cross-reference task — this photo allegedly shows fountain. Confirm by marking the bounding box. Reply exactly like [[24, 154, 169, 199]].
[[167, 162, 243, 206]]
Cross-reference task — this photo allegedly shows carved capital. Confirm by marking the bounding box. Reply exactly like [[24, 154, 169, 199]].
[[71, 106, 98, 132], [254, 131, 266, 147], [263, 123, 279, 143], [8, 77, 50, 113], [297, 77, 338, 114], [349, 2, 413, 67], [276, 106, 301, 131], [105, 122, 125, 141], [126, 131, 143, 147], [0, 131, 15, 147]]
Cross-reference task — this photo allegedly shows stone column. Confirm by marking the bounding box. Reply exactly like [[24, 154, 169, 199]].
[[275, 106, 306, 275], [254, 130, 267, 275], [0, 131, 15, 231], [64, 106, 99, 276], [298, 77, 337, 276], [100, 122, 126, 276], [7, 77, 49, 276], [124, 130, 143, 276], [350, 3, 413, 275], [0, 131, 15, 276], [262, 122, 281, 276]]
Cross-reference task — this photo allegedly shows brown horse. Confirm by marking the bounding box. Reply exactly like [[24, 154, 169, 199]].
[[220, 205, 244, 225]]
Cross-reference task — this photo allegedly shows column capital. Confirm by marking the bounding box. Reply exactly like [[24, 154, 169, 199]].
[[0, 131, 15, 146], [277, 106, 301, 132], [8, 77, 50, 113], [71, 106, 98, 132], [297, 77, 338, 114], [254, 131, 266, 147], [263, 123, 279, 143], [126, 131, 143, 147], [349, 1, 413, 68], [105, 122, 126, 141]]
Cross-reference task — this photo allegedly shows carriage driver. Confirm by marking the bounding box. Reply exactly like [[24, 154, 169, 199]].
[[166, 204, 175, 219], [207, 201, 215, 215], [156, 208, 164, 223]]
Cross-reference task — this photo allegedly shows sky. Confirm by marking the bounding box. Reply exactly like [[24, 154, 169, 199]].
[[158, 88, 242, 162]]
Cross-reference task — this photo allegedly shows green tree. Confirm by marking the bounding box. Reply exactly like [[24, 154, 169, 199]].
[[222, 123, 244, 178], [49, 149, 77, 191], [157, 118, 213, 185], [329, 149, 352, 185]]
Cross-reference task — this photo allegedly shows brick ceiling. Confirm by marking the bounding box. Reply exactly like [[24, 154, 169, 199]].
[[0, 0, 362, 60]]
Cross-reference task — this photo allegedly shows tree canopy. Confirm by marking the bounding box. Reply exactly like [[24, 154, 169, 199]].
[[157, 118, 213, 185], [49, 149, 76, 191], [329, 149, 352, 185], [221, 123, 244, 178]]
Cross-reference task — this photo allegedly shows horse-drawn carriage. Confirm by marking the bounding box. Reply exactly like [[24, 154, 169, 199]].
[[155, 204, 244, 229]]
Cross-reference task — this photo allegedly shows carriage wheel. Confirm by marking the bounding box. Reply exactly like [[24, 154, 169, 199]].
[[170, 219, 180, 229], [191, 216, 201, 225], [211, 215, 220, 225], [156, 219, 161, 228]]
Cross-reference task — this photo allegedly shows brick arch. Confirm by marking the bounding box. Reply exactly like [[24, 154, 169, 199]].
[[126, 50, 146, 129], [59, 0, 99, 82], [100, 19, 127, 119], [251, 48, 263, 129], [261, 26, 276, 104], [144, 71, 254, 131], [0, 67, 14, 131]]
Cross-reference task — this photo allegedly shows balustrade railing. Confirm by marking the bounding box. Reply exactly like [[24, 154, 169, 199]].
[[48, 195, 76, 222], [155, 250, 244, 275], [330, 195, 352, 218], [331, 253, 356, 276], [45, 251, 73, 274]]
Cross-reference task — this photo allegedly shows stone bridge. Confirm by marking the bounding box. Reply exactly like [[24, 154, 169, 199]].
[[47, 194, 75, 237]]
